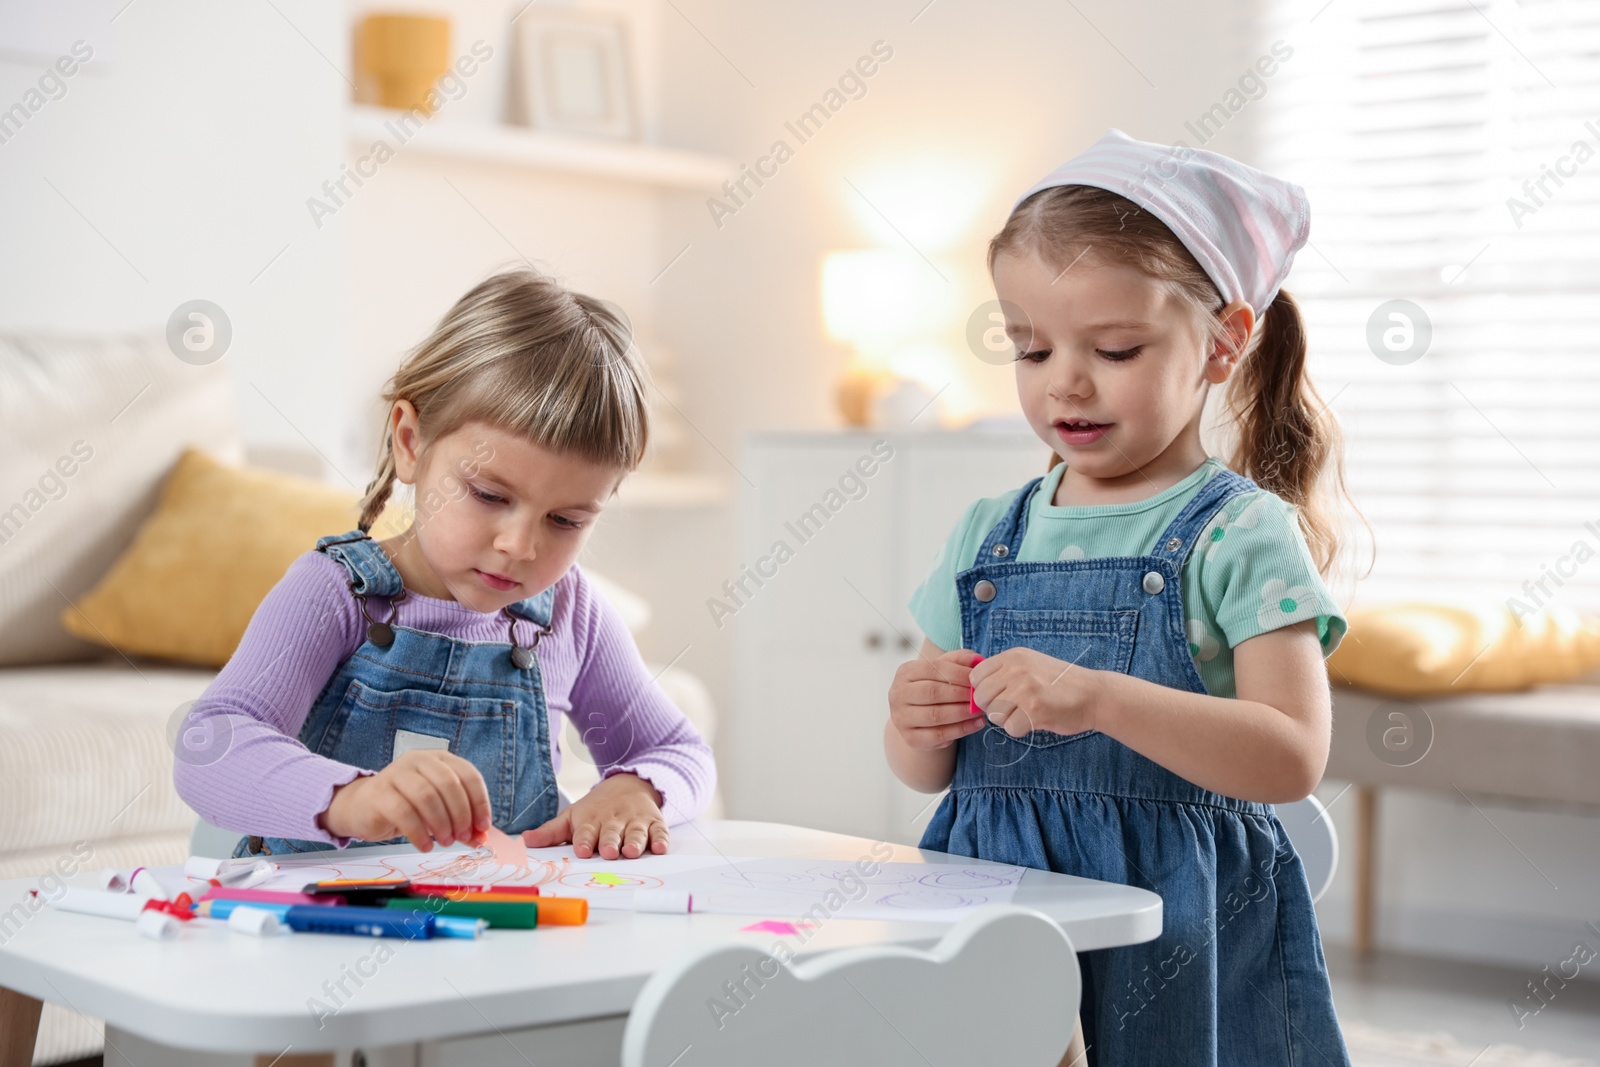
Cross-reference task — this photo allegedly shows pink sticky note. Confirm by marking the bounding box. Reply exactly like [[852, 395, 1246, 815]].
[[484, 825, 528, 870], [740, 920, 814, 936], [969, 654, 985, 715]]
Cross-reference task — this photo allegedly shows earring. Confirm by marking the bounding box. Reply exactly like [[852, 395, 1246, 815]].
[[505, 609, 552, 669]]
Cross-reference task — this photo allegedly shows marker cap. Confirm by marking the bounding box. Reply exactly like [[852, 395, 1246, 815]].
[[228, 905, 283, 937], [634, 889, 693, 914], [535, 897, 588, 925], [136, 909, 180, 940], [434, 915, 488, 939]]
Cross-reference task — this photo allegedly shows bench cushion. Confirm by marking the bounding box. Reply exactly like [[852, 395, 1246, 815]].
[[1328, 683, 1600, 806]]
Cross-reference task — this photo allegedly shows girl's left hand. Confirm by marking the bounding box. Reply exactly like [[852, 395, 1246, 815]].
[[522, 772, 669, 859], [971, 647, 1103, 738]]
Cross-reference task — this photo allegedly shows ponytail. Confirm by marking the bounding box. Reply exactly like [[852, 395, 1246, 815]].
[[1225, 290, 1345, 575], [357, 434, 399, 534]]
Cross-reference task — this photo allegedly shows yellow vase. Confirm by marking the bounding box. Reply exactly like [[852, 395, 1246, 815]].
[[357, 13, 451, 113]]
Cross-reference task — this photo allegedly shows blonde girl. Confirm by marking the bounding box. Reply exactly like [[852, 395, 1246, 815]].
[[176, 267, 715, 862], [887, 130, 1354, 1065]]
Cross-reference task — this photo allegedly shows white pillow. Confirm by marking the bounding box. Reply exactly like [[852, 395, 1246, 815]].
[[0, 332, 240, 666]]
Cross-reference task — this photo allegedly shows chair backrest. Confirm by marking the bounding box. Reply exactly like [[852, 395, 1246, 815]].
[[621, 905, 1080, 1067], [1274, 794, 1339, 904], [189, 817, 244, 859]]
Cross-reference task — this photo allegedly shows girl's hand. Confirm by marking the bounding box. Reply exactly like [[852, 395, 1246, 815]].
[[319, 749, 493, 851], [522, 772, 668, 859], [888, 647, 988, 750], [971, 647, 1103, 738]]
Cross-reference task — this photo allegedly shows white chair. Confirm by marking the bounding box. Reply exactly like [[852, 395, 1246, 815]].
[[189, 816, 243, 859], [1275, 794, 1338, 903], [621, 905, 1081, 1067]]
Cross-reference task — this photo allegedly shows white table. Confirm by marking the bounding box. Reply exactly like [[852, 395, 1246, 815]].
[[0, 820, 1161, 1067]]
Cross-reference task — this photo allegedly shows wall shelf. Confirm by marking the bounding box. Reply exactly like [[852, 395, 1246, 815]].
[[347, 105, 734, 190]]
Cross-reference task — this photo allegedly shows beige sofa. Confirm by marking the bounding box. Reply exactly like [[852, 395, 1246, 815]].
[[0, 333, 720, 1065]]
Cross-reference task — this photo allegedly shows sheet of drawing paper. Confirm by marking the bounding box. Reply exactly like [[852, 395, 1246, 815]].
[[213, 847, 1027, 923]]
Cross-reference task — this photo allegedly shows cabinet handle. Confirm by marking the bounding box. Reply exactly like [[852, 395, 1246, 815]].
[[864, 631, 884, 651], [897, 634, 914, 652]]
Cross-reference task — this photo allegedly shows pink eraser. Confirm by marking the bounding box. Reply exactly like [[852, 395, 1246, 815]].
[[968, 654, 985, 715]]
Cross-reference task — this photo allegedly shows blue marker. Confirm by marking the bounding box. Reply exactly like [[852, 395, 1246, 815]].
[[197, 899, 485, 939]]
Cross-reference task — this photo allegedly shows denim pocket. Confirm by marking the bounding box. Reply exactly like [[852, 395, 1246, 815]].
[[986, 608, 1139, 747], [318, 678, 518, 814]]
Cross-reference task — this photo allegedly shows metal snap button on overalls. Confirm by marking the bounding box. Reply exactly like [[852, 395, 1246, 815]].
[[505, 609, 552, 670], [1165, 537, 1183, 551], [1142, 571, 1165, 594], [991, 543, 1009, 558], [974, 579, 997, 602], [353, 584, 406, 647]]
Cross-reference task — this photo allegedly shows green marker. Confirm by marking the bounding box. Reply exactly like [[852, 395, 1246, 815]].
[[385, 896, 540, 929]]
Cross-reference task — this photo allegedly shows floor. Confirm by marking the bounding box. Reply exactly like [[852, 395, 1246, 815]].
[[45, 947, 1600, 1065], [1327, 942, 1600, 1061]]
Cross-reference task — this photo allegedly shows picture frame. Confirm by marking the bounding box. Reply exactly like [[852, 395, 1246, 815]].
[[514, 11, 637, 141]]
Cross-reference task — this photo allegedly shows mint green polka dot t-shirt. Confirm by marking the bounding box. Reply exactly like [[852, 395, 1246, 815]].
[[908, 457, 1347, 699]]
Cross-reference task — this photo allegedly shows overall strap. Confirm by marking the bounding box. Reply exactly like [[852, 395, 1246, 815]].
[[974, 476, 1045, 567], [1148, 464, 1260, 569], [505, 585, 557, 629], [316, 530, 403, 598]]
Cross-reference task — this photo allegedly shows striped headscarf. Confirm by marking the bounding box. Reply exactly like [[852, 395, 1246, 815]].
[[1014, 128, 1310, 313]]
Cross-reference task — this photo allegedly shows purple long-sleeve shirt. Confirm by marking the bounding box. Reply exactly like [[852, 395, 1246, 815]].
[[174, 552, 717, 847]]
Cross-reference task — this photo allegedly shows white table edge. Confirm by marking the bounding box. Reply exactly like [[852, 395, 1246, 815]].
[[0, 820, 1163, 1054]]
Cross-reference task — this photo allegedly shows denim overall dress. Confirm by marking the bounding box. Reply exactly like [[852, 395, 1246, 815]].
[[919, 468, 1350, 1066], [231, 530, 562, 859]]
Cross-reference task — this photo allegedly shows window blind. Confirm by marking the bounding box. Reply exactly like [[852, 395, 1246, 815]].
[[1257, 0, 1600, 614]]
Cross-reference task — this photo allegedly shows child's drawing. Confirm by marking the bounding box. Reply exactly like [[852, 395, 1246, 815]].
[[226, 846, 1026, 923]]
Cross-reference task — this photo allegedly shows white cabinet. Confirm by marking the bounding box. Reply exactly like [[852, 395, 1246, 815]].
[[728, 430, 1046, 845]]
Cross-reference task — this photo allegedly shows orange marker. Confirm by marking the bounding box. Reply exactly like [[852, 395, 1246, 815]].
[[408, 882, 536, 897], [534, 897, 588, 925], [406, 889, 543, 905]]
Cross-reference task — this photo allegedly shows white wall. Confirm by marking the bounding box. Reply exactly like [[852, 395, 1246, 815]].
[[624, 0, 1270, 756], [0, 0, 349, 472], [1313, 780, 1600, 976]]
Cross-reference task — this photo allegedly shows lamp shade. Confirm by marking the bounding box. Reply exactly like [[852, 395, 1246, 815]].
[[821, 248, 949, 358]]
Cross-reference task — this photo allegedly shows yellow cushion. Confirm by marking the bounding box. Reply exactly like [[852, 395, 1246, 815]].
[[1327, 601, 1600, 696], [62, 449, 409, 668]]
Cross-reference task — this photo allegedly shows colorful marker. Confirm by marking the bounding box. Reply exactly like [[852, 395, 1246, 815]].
[[408, 882, 538, 897], [201, 887, 340, 907], [387, 895, 587, 928], [405, 889, 542, 906], [194, 899, 484, 939], [45, 887, 193, 940], [306, 878, 409, 892]]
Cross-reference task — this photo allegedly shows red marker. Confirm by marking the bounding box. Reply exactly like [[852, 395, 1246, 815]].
[[969, 654, 985, 715], [409, 882, 538, 897]]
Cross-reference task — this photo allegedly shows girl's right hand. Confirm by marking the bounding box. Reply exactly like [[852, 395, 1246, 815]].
[[319, 749, 493, 851], [888, 646, 987, 750]]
